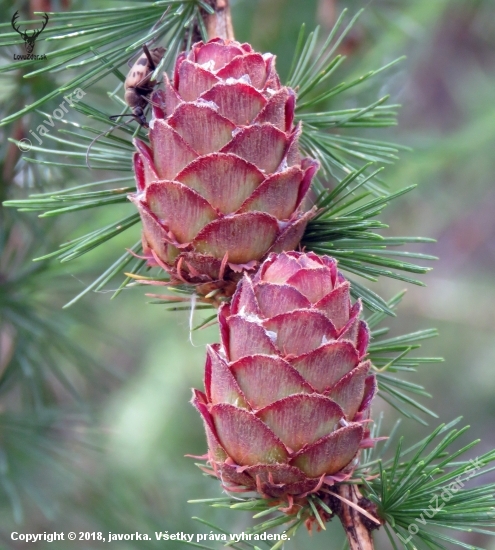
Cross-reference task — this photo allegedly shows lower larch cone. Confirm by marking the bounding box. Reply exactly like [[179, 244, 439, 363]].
[[192, 252, 376, 501], [130, 38, 319, 299]]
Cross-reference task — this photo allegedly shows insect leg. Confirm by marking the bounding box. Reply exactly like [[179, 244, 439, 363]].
[[142, 44, 156, 71]]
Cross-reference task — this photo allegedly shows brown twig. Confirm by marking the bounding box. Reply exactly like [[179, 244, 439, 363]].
[[202, 0, 234, 41], [334, 484, 381, 550]]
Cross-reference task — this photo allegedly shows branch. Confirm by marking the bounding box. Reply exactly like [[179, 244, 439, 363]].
[[202, 0, 234, 40], [334, 485, 380, 550]]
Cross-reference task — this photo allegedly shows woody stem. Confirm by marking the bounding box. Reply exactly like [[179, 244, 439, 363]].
[[335, 485, 377, 550], [203, 0, 234, 40]]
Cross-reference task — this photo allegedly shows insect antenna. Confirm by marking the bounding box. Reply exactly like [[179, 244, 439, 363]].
[[85, 118, 134, 170]]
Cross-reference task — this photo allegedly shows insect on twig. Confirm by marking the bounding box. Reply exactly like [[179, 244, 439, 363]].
[[86, 45, 165, 169]]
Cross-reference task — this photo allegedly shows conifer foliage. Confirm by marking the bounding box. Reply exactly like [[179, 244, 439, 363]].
[[1, 1, 494, 549]]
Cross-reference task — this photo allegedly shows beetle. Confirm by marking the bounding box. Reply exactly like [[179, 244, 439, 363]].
[[110, 44, 166, 127], [86, 45, 165, 169]]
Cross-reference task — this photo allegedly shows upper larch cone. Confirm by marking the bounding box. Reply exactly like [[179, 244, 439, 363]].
[[130, 38, 319, 299]]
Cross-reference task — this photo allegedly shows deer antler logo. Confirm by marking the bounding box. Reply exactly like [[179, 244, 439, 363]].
[[11, 11, 49, 54]]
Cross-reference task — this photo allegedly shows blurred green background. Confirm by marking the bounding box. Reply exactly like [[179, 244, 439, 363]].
[[1, 0, 495, 548]]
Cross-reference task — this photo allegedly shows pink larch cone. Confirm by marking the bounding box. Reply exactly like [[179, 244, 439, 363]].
[[193, 252, 376, 501], [130, 38, 319, 299]]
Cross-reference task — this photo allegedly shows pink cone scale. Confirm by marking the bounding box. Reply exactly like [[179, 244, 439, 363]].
[[130, 38, 319, 299], [193, 252, 376, 499]]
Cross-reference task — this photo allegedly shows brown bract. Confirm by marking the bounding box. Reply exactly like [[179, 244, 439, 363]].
[[193, 252, 376, 499], [130, 38, 319, 299]]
